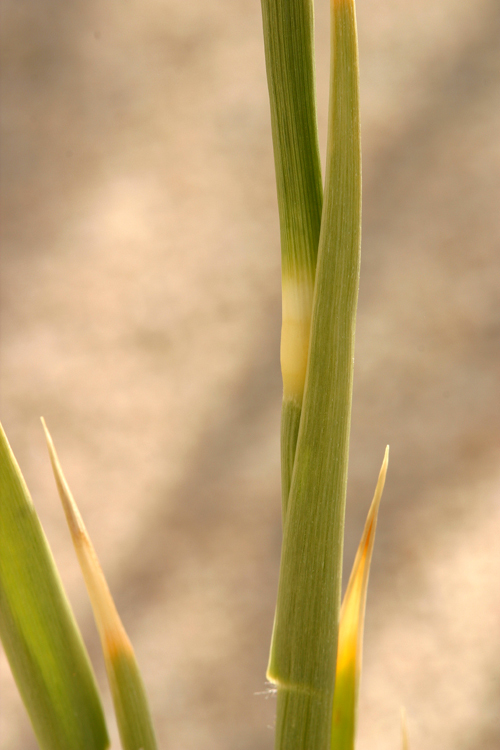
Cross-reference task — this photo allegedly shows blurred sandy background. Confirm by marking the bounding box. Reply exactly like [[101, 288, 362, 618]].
[[1, 0, 499, 748]]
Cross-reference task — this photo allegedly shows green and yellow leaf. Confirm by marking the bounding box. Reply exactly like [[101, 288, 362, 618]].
[[331, 447, 389, 749], [42, 419, 158, 750], [0, 422, 109, 750]]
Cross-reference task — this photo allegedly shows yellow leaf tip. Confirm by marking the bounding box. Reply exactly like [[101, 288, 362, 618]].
[[41, 419, 86, 541], [382, 444, 389, 470], [376, 445, 389, 496]]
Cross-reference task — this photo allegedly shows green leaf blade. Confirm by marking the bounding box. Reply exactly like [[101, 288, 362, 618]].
[[0, 423, 109, 750], [260, 0, 323, 514], [107, 648, 159, 750]]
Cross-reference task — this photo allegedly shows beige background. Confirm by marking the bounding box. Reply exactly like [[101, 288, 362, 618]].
[[1, 0, 499, 748]]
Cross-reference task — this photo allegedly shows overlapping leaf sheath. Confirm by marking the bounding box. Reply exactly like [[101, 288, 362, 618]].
[[262, 0, 362, 747], [0, 423, 109, 750], [260, 0, 323, 515]]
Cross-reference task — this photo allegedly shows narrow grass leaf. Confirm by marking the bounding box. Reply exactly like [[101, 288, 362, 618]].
[[260, 0, 323, 514], [0, 422, 109, 750], [331, 447, 389, 750], [42, 419, 158, 750], [267, 0, 362, 747]]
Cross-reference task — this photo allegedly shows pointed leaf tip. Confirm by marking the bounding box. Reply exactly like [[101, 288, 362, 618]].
[[41, 418, 86, 540], [331, 447, 389, 750], [0, 420, 109, 750], [42, 419, 130, 654], [42, 420, 158, 750]]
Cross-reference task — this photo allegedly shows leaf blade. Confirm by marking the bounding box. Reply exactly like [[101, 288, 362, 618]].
[[0, 422, 109, 750], [42, 419, 158, 750], [331, 447, 389, 750]]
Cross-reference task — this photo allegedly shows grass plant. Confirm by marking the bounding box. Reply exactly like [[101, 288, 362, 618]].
[[262, 0, 381, 748], [0, 0, 390, 748]]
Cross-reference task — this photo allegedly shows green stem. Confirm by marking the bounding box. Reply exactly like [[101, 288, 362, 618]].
[[268, 0, 362, 747], [260, 0, 323, 515]]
